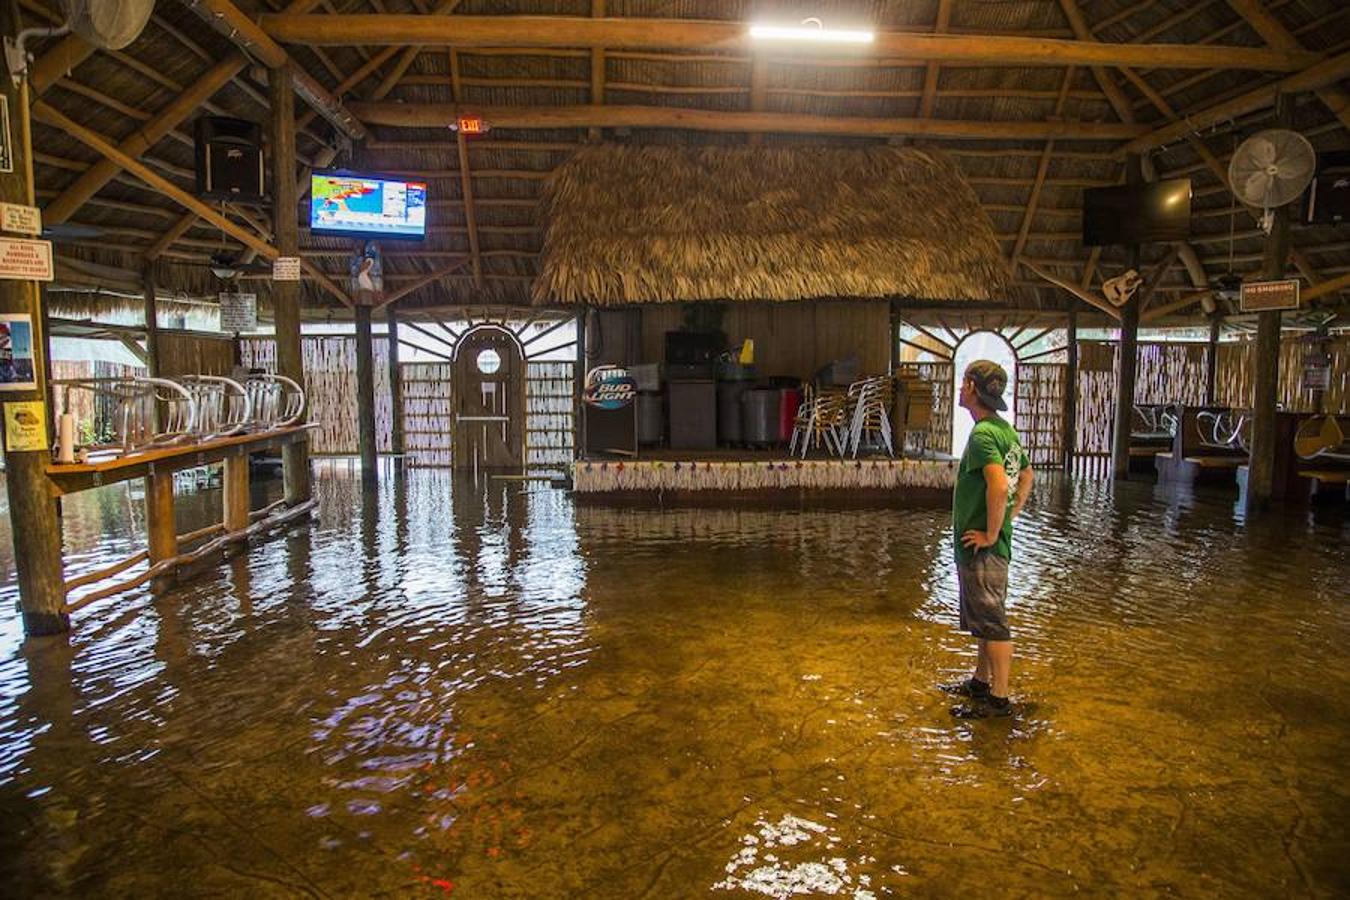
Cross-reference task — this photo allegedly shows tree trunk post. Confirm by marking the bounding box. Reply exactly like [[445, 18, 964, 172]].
[[1064, 301, 1079, 472], [2, 2, 66, 635], [1111, 154, 1144, 480], [354, 303, 378, 481]]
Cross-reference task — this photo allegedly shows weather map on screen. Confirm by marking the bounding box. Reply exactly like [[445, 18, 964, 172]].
[[310, 174, 427, 238]]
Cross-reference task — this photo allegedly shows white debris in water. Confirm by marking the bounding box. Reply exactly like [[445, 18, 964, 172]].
[[712, 813, 878, 900], [801, 674, 822, 681]]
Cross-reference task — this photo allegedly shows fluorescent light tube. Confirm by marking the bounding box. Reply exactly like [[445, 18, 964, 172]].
[[749, 23, 875, 44]]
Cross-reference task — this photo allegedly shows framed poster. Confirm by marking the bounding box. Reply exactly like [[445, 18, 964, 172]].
[[0, 313, 36, 391]]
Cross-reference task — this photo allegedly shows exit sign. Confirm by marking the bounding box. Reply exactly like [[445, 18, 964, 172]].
[[456, 114, 487, 136]]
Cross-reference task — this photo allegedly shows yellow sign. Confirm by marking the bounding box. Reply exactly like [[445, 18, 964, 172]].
[[4, 400, 48, 452]]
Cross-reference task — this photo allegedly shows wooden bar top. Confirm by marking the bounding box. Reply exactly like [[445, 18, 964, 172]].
[[45, 426, 313, 496]]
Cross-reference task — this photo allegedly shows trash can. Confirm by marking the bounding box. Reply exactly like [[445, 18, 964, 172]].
[[717, 381, 752, 445], [636, 391, 664, 444], [742, 388, 780, 446]]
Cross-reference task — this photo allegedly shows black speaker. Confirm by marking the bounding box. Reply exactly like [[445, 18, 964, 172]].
[[1306, 151, 1350, 226], [194, 117, 265, 202]]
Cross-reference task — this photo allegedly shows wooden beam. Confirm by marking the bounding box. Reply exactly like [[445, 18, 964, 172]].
[[919, 0, 953, 119], [1123, 47, 1350, 154], [347, 101, 1145, 141], [259, 14, 1314, 70], [1226, 0, 1350, 131], [29, 33, 95, 96], [1140, 289, 1213, 323], [1024, 261, 1122, 320], [42, 56, 245, 224], [1136, 245, 1181, 311], [377, 261, 468, 308], [1056, 0, 1137, 124], [183, 0, 366, 140], [1011, 69, 1075, 268], [32, 100, 351, 307]]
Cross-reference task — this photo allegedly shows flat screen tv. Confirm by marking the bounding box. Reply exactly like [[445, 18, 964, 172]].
[[1082, 178, 1192, 247], [310, 172, 427, 239]]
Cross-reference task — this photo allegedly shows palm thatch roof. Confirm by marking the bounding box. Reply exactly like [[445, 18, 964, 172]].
[[534, 145, 1007, 306]]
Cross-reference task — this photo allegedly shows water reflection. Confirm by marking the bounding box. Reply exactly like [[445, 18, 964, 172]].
[[0, 469, 1347, 896]]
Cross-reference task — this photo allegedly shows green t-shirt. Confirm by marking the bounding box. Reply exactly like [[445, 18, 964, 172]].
[[953, 415, 1029, 564]]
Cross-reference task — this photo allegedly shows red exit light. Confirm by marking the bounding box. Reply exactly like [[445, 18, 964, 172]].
[[456, 114, 486, 135]]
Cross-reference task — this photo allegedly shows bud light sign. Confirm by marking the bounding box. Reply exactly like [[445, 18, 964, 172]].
[[584, 365, 636, 409]]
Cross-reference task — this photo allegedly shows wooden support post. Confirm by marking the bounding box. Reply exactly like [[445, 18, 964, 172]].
[[354, 303, 378, 481], [889, 303, 900, 374], [387, 304, 405, 461], [1205, 316, 1221, 405], [1, 6, 65, 634], [1247, 94, 1294, 510], [575, 307, 587, 460], [1064, 300, 1079, 472], [146, 470, 177, 589], [222, 454, 250, 532], [1112, 155, 1144, 481], [141, 266, 159, 377], [269, 63, 311, 505]]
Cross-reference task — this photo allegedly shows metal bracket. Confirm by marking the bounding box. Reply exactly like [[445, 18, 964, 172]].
[[6, 25, 71, 87]]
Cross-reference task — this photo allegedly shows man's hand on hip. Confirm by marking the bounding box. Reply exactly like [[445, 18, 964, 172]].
[[961, 529, 996, 551]]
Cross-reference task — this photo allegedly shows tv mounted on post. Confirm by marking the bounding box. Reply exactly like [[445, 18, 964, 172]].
[[310, 172, 427, 239], [1081, 178, 1192, 247]]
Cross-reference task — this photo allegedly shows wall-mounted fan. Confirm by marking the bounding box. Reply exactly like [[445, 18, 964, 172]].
[[1228, 128, 1317, 233], [59, 0, 154, 50]]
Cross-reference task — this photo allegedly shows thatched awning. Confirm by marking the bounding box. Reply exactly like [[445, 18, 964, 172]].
[[533, 145, 1008, 306]]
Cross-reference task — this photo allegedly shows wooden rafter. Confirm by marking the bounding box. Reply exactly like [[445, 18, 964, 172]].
[[590, 0, 606, 143], [447, 50, 483, 289], [1226, 0, 1350, 132], [348, 102, 1143, 140], [182, 0, 366, 140], [918, 0, 953, 120], [1010, 68, 1076, 269], [259, 14, 1314, 71], [28, 102, 351, 307]]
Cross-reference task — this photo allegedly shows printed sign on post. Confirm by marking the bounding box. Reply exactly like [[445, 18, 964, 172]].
[[4, 401, 48, 451], [219, 292, 258, 332], [273, 256, 301, 281], [0, 202, 41, 236], [0, 237, 53, 281], [1240, 278, 1301, 312], [0, 313, 37, 391]]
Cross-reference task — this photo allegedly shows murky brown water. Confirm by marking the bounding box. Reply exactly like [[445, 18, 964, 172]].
[[1, 468, 1347, 898]]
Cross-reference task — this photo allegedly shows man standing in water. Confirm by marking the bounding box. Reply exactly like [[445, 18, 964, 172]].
[[943, 360, 1033, 719]]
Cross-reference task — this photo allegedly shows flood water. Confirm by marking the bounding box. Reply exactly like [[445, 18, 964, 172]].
[[1, 467, 1347, 898]]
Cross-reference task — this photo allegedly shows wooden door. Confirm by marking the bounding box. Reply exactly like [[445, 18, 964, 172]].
[[452, 327, 525, 470]]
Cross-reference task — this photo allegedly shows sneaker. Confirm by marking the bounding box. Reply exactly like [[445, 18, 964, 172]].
[[938, 678, 990, 699], [950, 698, 1013, 719]]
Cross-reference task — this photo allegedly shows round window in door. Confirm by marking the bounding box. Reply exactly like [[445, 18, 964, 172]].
[[477, 348, 502, 375]]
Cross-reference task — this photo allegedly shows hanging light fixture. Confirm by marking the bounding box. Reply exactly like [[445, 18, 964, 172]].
[[749, 17, 874, 45]]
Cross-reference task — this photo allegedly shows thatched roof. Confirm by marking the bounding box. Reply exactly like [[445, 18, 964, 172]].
[[534, 145, 1007, 306]]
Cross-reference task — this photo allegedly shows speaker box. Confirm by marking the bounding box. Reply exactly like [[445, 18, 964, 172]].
[[1306, 152, 1350, 226], [194, 117, 265, 202]]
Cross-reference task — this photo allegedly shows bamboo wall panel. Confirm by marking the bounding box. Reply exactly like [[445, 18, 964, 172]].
[[639, 301, 891, 380], [1016, 362, 1065, 467], [1074, 341, 1116, 473], [1216, 335, 1349, 415], [157, 332, 235, 378], [403, 362, 453, 467], [242, 336, 392, 456], [526, 361, 574, 471], [897, 361, 953, 455], [1135, 342, 1208, 406]]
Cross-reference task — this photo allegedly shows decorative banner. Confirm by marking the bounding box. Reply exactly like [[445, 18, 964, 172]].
[[350, 240, 383, 305], [0, 237, 53, 281], [219, 292, 258, 332], [0, 313, 36, 390], [1240, 278, 1300, 312], [4, 400, 48, 451], [0, 202, 41, 236], [0, 96, 11, 174], [583, 365, 637, 409], [573, 458, 957, 493], [272, 256, 302, 281]]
